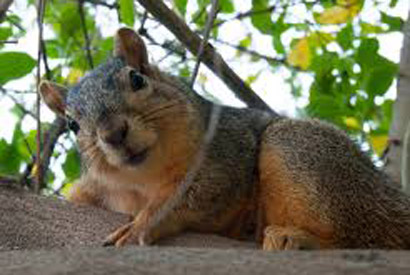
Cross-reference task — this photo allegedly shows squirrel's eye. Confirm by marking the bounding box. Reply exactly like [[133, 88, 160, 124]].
[[67, 118, 80, 134], [129, 70, 145, 91]]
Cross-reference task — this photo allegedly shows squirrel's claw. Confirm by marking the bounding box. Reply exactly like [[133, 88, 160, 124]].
[[104, 221, 150, 247]]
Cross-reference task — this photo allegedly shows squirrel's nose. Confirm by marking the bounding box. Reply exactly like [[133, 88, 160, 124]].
[[100, 122, 128, 146]]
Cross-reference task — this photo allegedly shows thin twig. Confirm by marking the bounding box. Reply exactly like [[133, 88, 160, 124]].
[[78, 0, 94, 69], [214, 38, 286, 66], [40, 118, 67, 189], [35, 0, 46, 194], [41, 39, 52, 80], [190, 0, 219, 87], [212, 4, 277, 29], [138, 11, 149, 33], [0, 40, 17, 44], [140, 30, 186, 60], [84, 0, 118, 9]]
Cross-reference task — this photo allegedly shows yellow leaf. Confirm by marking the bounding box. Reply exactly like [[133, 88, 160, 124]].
[[316, 1, 361, 25], [369, 135, 388, 157], [30, 163, 38, 178], [343, 117, 361, 130], [316, 6, 350, 24], [337, 0, 359, 6], [287, 38, 311, 70], [67, 69, 84, 84]]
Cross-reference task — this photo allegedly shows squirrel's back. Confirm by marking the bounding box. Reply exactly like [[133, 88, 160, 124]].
[[259, 118, 410, 249]]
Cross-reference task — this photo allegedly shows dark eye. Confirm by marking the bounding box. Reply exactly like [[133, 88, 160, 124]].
[[67, 118, 80, 134], [129, 70, 145, 91]]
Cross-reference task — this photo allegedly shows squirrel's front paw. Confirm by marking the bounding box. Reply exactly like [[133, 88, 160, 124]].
[[103, 222, 151, 247], [262, 225, 319, 250]]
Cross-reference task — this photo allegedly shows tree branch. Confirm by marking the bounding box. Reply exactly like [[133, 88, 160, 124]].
[[190, 0, 219, 87], [39, 118, 67, 190], [0, 0, 13, 22], [136, 0, 276, 115], [385, 9, 410, 187], [79, 0, 94, 69]]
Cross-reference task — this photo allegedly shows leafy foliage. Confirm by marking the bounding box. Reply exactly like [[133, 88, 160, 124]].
[[0, 52, 36, 85]]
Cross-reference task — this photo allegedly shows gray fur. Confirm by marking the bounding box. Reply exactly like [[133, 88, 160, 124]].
[[67, 58, 126, 122], [68, 55, 410, 249]]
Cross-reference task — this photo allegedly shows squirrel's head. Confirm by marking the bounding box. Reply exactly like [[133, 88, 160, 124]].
[[39, 28, 199, 173]]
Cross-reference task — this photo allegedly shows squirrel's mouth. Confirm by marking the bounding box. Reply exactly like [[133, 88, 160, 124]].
[[125, 148, 148, 165]]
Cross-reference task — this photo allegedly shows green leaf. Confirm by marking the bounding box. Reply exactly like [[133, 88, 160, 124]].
[[220, 0, 235, 13], [271, 13, 288, 54], [174, 0, 188, 16], [62, 149, 81, 182], [0, 123, 27, 176], [251, 0, 274, 34], [310, 51, 339, 77], [356, 38, 379, 71], [13, 124, 33, 163], [337, 23, 354, 51], [0, 139, 20, 175], [377, 99, 394, 134], [0, 52, 36, 85], [306, 93, 347, 121], [381, 12, 403, 32], [239, 35, 252, 48], [0, 27, 12, 41], [356, 38, 398, 96], [365, 60, 398, 96], [245, 72, 261, 85], [119, 0, 135, 26], [44, 39, 60, 59], [389, 0, 398, 7], [360, 22, 384, 35], [92, 37, 114, 66], [179, 66, 191, 78], [197, 0, 210, 8]]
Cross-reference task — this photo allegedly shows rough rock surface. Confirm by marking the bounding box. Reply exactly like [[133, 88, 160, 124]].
[[0, 184, 255, 251], [1, 184, 410, 274], [1, 247, 410, 275]]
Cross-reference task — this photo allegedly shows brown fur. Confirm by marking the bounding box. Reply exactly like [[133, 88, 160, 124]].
[[39, 28, 410, 250]]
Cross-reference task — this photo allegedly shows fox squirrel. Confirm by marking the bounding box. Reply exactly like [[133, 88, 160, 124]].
[[39, 28, 410, 250]]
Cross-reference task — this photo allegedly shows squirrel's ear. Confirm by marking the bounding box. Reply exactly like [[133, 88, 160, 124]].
[[114, 27, 149, 73], [39, 81, 68, 117]]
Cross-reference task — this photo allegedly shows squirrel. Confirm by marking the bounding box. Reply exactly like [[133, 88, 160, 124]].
[[39, 27, 410, 250]]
